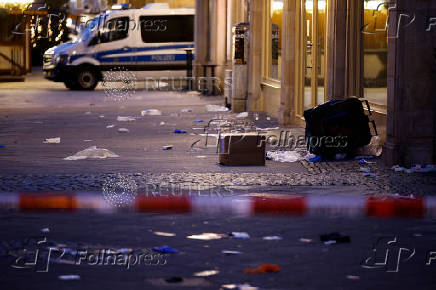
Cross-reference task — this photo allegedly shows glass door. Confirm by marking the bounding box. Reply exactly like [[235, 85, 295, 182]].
[[297, 0, 327, 118]]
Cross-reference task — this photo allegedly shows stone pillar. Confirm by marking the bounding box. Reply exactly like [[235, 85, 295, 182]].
[[326, 0, 362, 99], [383, 0, 436, 166], [194, 0, 209, 80], [247, 0, 264, 111], [278, 0, 296, 125], [325, 0, 347, 99]]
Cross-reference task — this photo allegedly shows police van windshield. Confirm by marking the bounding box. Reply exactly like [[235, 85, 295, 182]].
[[78, 17, 101, 43]]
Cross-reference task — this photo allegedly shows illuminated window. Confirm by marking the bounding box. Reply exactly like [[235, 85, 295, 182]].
[[270, 0, 283, 80], [362, 0, 388, 107]]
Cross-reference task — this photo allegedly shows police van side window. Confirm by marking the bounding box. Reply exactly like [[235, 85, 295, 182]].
[[140, 15, 194, 43], [100, 17, 129, 43]]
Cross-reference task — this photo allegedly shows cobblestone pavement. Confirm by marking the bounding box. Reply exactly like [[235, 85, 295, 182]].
[[1, 160, 435, 196], [0, 79, 435, 196]]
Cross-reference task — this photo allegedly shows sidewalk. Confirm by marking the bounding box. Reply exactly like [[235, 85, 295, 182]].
[[0, 77, 435, 196]]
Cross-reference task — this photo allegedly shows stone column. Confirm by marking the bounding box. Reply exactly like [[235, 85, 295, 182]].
[[325, 0, 347, 99], [194, 0, 209, 80], [246, 0, 264, 111], [278, 0, 296, 125], [383, 0, 436, 166]]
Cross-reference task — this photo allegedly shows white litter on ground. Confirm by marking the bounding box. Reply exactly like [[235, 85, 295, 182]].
[[193, 270, 219, 277], [117, 116, 136, 122], [58, 275, 80, 280], [206, 104, 229, 112], [221, 250, 242, 255], [236, 112, 249, 118], [267, 151, 306, 163], [262, 236, 283, 241], [106, 124, 115, 128], [181, 108, 193, 113], [187, 233, 225, 240], [118, 128, 130, 133], [230, 232, 250, 239], [40, 228, 50, 233], [159, 121, 165, 126], [43, 137, 60, 144], [153, 231, 176, 237], [141, 109, 162, 116], [64, 146, 119, 160]]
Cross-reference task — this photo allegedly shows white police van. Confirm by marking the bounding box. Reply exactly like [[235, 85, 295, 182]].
[[43, 3, 194, 90]]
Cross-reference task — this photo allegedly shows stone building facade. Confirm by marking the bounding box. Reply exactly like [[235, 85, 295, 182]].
[[193, 0, 436, 167]]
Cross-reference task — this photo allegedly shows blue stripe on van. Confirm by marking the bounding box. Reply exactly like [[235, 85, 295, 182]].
[[70, 44, 194, 63]]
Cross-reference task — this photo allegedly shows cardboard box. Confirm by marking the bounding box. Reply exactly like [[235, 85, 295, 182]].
[[218, 133, 266, 166]]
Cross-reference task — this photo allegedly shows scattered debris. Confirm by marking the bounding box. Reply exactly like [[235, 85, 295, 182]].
[[118, 128, 130, 133], [193, 270, 219, 277], [358, 159, 374, 165], [162, 145, 173, 150], [106, 124, 115, 128], [187, 233, 226, 240], [64, 146, 119, 160], [40, 228, 50, 233], [43, 137, 61, 144], [141, 109, 162, 116], [84, 111, 92, 115], [222, 283, 258, 290], [206, 104, 229, 112], [174, 129, 187, 134], [267, 151, 306, 163], [354, 155, 376, 160], [159, 121, 166, 126], [362, 173, 376, 178], [117, 116, 136, 122], [99, 115, 105, 118], [153, 231, 176, 237], [308, 155, 323, 162], [244, 264, 280, 274], [266, 116, 271, 121], [58, 275, 80, 281], [147, 277, 213, 287], [222, 250, 242, 255], [152, 245, 179, 254], [359, 167, 371, 173], [346, 275, 360, 280], [181, 108, 193, 113], [236, 112, 249, 118], [356, 136, 383, 157], [230, 232, 250, 239], [299, 238, 313, 243], [194, 119, 204, 123], [117, 248, 132, 254], [83, 140, 93, 142], [320, 232, 350, 244], [262, 236, 282, 241]]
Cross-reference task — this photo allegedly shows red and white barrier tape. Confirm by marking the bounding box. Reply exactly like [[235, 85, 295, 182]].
[[0, 192, 435, 218]]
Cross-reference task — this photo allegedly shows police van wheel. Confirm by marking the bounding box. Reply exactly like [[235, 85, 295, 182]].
[[64, 79, 79, 90], [76, 68, 98, 90]]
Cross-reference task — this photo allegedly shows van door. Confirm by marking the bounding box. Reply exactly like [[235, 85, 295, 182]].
[[136, 14, 194, 71], [95, 14, 136, 70]]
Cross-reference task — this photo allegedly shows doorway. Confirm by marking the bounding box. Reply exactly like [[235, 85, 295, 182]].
[[295, 0, 327, 122]]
